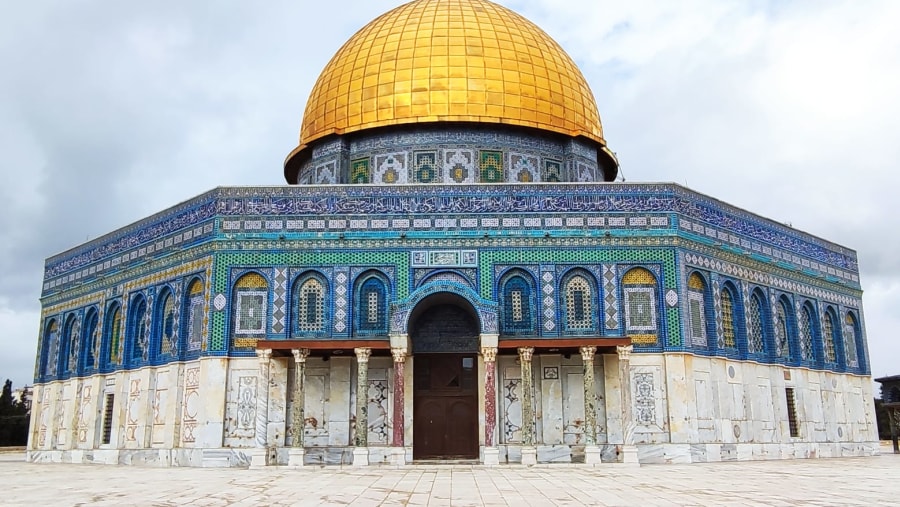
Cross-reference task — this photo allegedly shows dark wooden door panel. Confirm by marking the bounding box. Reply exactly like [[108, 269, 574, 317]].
[[413, 354, 478, 459]]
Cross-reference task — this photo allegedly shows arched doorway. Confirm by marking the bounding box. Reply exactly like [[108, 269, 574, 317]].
[[409, 293, 480, 460]]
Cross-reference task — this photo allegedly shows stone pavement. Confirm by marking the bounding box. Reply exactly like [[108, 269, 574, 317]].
[[2, 450, 898, 506]]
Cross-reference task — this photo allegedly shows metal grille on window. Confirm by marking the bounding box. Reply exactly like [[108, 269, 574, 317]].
[[844, 314, 859, 367], [721, 289, 736, 350], [565, 276, 592, 330], [503, 275, 533, 334], [131, 299, 148, 362], [160, 293, 176, 355], [511, 290, 523, 322], [44, 320, 59, 376], [108, 306, 122, 365], [625, 288, 656, 331], [748, 295, 764, 354], [623, 268, 657, 335], [101, 393, 115, 445], [358, 277, 387, 333], [298, 278, 325, 332], [367, 291, 379, 323], [235, 273, 268, 335], [687, 273, 706, 346], [775, 303, 790, 359], [83, 310, 99, 369], [823, 312, 837, 363], [185, 279, 204, 352], [799, 306, 814, 362]]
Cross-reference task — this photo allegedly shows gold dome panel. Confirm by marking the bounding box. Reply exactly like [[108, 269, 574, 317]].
[[289, 0, 612, 173]]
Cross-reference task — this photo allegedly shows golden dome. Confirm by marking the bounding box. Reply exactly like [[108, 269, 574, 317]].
[[286, 0, 617, 181]]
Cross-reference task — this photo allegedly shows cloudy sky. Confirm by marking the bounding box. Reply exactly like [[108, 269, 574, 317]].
[[1, 0, 898, 391]]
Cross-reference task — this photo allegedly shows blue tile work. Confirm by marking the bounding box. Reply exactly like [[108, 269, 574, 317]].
[[35, 181, 869, 382]]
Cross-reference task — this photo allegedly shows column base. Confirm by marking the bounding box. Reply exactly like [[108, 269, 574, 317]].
[[390, 447, 407, 466], [352, 447, 370, 466], [520, 446, 537, 466], [584, 445, 603, 465], [249, 448, 268, 469], [483, 447, 500, 466], [621, 444, 640, 466], [287, 448, 305, 468]]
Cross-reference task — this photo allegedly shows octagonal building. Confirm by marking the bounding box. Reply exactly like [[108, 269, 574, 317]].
[[28, 0, 877, 467]]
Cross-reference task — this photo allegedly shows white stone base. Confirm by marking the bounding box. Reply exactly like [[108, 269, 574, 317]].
[[621, 445, 640, 466], [390, 447, 406, 466], [483, 447, 500, 466], [249, 448, 268, 469], [287, 448, 305, 468], [584, 445, 603, 465], [521, 446, 537, 466], [353, 447, 370, 466]]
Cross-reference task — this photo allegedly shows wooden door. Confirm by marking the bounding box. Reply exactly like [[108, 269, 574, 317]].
[[413, 354, 478, 459]]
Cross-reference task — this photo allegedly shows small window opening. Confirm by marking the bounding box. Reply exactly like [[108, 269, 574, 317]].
[[101, 393, 115, 445], [785, 388, 800, 438]]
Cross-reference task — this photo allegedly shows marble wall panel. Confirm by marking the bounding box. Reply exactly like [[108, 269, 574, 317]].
[[499, 357, 522, 444], [538, 355, 563, 444], [196, 358, 228, 448], [328, 357, 352, 446], [222, 365, 258, 448], [304, 361, 331, 446]]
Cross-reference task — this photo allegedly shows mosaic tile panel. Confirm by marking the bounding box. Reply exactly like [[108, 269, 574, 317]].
[[479, 150, 503, 183]]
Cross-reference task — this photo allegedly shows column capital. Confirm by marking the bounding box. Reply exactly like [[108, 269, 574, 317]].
[[354, 347, 372, 363], [291, 348, 310, 363], [616, 344, 634, 361], [579, 346, 597, 362], [480, 346, 498, 363], [517, 347, 534, 362], [256, 348, 273, 362], [391, 347, 408, 363]]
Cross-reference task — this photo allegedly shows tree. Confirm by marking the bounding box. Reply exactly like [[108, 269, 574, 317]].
[[0, 379, 30, 446]]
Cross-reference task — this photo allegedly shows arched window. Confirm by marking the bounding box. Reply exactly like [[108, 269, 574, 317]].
[[798, 303, 816, 363], [154, 289, 177, 361], [561, 270, 597, 333], [774, 298, 793, 360], [500, 272, 537, 336], [60, 314, 79, 377], [81, 308, 100, 373], [687, 273, 709, 347], [233, 272, 269, 336], [822, 308, 838, 364], [747, 291, 766, 355], [720, 285, 738, 352], [844, 313, 860, 368], [182, 278, 205, 356], [104, 303, 123, 367], [128, 296, 149, 366], [292, 273, 327, 335], [41, 319, 59, 378], [623, 268, 658, 336], [355, 273, 388, 335]]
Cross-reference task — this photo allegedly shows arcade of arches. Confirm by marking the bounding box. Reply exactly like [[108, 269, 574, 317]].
[[255, 292, 635, 465]]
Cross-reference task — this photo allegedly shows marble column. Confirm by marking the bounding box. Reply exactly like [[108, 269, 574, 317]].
[[518, 347, 537, 465], [482, 346, 499, 465], [391, 347, 408, 465], [353, 347, 372, 466], [250, 348, 272, 468], [581, 346, 602, 464], [288, 348, 309, 467], [617, 344, 639, 465]]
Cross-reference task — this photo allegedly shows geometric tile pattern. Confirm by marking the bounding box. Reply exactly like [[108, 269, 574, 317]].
[[271, 268, 287, 334], [712, 278, 724, 349], [540, 267, 556, 334], [602, 264, 618, 330], [333, 269, 349, 335]]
